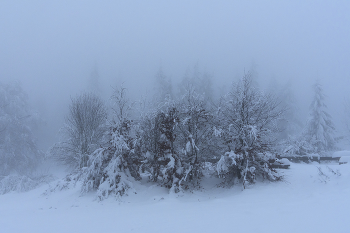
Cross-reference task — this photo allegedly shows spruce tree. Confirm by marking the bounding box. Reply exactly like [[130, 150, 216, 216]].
[[305, 81, 336, 153]]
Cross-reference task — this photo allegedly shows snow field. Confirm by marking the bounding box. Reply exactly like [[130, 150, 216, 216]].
[[0, 163, 349, 233]]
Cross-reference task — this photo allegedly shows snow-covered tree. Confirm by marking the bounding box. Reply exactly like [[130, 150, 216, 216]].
[[216, 72, 284, 187], [110, 84, 134, 124], [304, 81, 336, 153], [0, 82, 43, 176], [51, 93, 107, 168], [80, 86, 142, 200], [176, 84, 212, 189], [140, 83, 214, 192], [141, 107, 183, 193], [81, 119, 141, 200]]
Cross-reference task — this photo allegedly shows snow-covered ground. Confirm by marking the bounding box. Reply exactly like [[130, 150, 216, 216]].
[[1, 163, 349, 233]]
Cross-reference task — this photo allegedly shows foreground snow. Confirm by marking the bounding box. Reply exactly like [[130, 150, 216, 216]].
[[1, 163, 349, 233]]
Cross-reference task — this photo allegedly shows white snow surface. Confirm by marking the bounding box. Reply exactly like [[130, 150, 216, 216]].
[[1, 163, 350, 233]]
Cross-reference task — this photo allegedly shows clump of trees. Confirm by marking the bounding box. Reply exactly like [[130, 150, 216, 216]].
[[2, 71, 343, 198], [49, 68, 345, 200], [50, 69, 287, 199]]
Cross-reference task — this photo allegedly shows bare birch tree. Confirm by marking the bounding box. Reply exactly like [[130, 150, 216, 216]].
[[51, 93, 107, 168]]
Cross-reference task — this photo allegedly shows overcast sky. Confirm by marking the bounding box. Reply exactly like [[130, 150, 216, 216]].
[[1, 1, 349, 149]]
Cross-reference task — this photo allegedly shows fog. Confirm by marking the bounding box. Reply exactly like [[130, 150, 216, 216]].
[[1, 1, 350, 151]]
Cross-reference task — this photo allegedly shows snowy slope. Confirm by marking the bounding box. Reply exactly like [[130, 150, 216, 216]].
[[0, 163, 349, 233]]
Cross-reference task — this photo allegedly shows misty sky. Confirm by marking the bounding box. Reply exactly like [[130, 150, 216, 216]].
[[1, 1, 350, 149]]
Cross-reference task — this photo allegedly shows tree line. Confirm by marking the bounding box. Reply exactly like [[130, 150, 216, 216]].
[[0, 69, 339, 197]]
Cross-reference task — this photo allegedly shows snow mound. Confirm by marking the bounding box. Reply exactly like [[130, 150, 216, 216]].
[[339, 156, 350, 164], [332, 150, 350, 158]]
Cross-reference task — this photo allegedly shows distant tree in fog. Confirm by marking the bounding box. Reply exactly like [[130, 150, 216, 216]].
[[179, 64, 214, 104], [51, 93, 107, 168], [304, 81, 336, 152], [87, 65, 101, 95], [153, 67, 173, 105], [267, 79, 303, 140], [0, 82, 43, 176], [279, 83, 303, 139]]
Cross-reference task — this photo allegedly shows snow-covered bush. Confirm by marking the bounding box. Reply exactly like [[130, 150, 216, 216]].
[[43, 171, 82, 195], [0, 174, 54, 195], [282, 135, 314, 156], [216, 151, 279, 188], [81, 149, 133, 200], [216, 151, 242, 182]]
